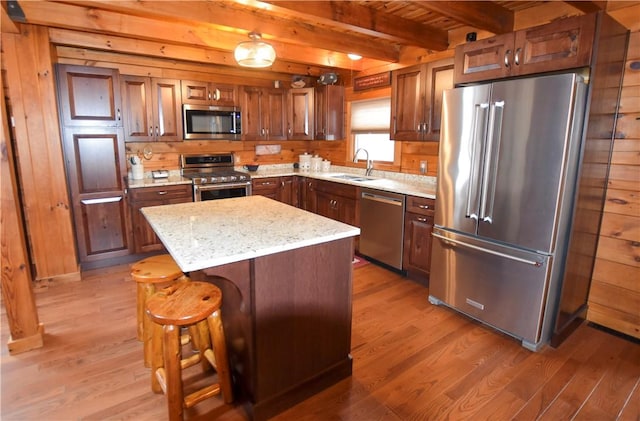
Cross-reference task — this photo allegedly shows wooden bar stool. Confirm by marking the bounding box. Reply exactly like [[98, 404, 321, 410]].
[[146, 281, 233, 421], [131, 254, 188, 367]]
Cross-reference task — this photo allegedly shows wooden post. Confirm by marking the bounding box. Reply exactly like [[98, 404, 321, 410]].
[[0, 49, 44, 355]]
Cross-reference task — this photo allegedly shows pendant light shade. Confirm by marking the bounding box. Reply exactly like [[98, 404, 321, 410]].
[[234, 32, 276, 68]]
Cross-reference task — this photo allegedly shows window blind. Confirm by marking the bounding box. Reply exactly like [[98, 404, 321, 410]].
[[351, 97, 391, 133]]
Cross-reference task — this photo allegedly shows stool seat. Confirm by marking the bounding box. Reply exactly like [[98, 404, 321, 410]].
[[131, 254, 185, 283], [131, 254, 188, 367], [146, 281, 233, 421], [146, 282, 222, 326]]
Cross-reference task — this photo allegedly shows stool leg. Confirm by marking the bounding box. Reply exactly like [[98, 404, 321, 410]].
[[196, 320, 212, 371], [207, 310, 233, 404], [164, 324, 184, 421], [142, 283, 157, 367], [136, 283, 146, 341], [150, 320, 164, 394]]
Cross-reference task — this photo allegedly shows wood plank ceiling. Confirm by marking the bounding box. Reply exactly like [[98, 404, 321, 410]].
[[4, 0, 604, 77]]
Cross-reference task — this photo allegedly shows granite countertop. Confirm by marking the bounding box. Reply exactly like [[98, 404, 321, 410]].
[[127, 165, 437, 199], [245, 165, 437, 199], [141, 195, 361, 272]]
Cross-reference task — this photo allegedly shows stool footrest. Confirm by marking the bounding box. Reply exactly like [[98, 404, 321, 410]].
[[155, 367, 168, 395], [180, 353, 201, 370], [184, 384, 222, 409]]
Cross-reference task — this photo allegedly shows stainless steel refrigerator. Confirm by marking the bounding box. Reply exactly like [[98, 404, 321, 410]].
[[429, 73, 589, 351]]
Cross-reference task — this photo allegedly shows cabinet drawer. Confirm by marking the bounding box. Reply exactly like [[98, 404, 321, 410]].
[[129, 184, 192, 202], [406, 195, 435, 216], [314, 179, 358, 199]]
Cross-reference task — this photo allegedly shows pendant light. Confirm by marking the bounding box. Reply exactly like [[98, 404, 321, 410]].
[[234, 32, 276, 68]]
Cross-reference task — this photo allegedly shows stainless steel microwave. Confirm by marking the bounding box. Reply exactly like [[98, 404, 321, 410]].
[[183, 104, 241, 140]]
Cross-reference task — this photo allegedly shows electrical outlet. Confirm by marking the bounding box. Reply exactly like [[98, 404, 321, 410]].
[[420, 160, 427, 174]]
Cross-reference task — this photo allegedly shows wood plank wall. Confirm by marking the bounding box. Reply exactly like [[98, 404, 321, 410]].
[[587, 30, 640, 339]]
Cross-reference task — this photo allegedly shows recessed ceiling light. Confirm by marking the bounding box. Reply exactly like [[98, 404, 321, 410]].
[[347, 53, 362, 61]]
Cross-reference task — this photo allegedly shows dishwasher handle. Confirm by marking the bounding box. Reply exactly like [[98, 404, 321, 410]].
[[361, 191, 403, 207]]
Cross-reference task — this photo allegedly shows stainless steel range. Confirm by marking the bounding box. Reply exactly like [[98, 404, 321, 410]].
[[180, 153, 252, 201]]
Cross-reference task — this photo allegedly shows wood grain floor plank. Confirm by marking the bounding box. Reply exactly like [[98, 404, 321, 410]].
[[2, 262, 638, 421]]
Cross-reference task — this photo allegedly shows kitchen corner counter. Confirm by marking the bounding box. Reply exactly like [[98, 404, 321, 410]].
[[244, 166, 437, 199], [141, 195, 360, 272]]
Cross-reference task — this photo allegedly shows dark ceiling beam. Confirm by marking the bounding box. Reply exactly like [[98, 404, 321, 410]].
[[265, 1, 449, 51], [564, 1, 607, 14], [414, 1, 514, 35]]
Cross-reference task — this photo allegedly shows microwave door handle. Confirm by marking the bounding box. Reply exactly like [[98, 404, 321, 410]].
[[466, 102, 489, 221]]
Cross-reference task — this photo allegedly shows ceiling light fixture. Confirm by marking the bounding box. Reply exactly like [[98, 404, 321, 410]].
[[234, 32, 276, 68], [347, 53, 362, 60]]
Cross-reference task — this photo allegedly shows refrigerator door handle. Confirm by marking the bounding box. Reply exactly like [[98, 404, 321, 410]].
[[480, 100, 505, 224], [432, 232, 543, 267], [466, 102, 490, 221]]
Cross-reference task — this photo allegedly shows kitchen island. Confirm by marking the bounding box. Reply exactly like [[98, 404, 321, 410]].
[[141, 196, 360, 420]]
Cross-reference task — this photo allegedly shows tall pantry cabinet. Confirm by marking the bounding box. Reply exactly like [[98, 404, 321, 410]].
[[56, 64, 131, 265]]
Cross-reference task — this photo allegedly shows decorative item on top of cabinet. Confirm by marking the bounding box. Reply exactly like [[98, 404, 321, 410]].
[[128, 184, 193, 253], [56, 64, 122, 127], [121, 75, 182, 142], [315, 84, 344, 140], [403, 195, 435, 286], [454, 13, 596, 85], [288, 88, 314, 140], [390, 57, 453, 141], [240, 86, 288, 141], [252, 176, 298, 207], [181, 80, 237, 106]]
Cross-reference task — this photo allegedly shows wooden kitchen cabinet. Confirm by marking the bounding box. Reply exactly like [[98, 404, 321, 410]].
[[181, 79, 237, 106], [315, 84, 344, 140], [454, 13, 596, 84], [288, 88, 314, 140], [391, 58, 453, 141], [240, 86, 288, 141], [56, 64, 122, 127], [313, 180, 358, 226], [252, 176, 298, 206], [128, 184, 193, 253], [60, 127, 131, 263], [403, 195, 435, 285], [121, 75, 182, 142]]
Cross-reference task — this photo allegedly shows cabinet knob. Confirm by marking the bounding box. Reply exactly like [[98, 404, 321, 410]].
[[418, 204, 430, 209], [417, 217, 427, 222], [157, 191, 168, 195]]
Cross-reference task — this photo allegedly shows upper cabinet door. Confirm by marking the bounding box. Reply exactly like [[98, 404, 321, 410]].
[[288, 88, 314, 140], [56, 64, 122, 127], [121, 76, 182, 142], [181, 80, 237, 106], [391, 58, 453, 141], [151, 78, 182, 142], [391, 65, 425, 141], [121, 75, 154, 142], [315, 85, 344, 141], [454, 14, 596, 85]]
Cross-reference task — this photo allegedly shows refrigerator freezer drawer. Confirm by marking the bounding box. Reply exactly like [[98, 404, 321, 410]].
[[429, 229, 551, 349]]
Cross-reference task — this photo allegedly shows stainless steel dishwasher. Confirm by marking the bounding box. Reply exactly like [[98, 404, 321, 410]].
[[359, 188, 405, 270]]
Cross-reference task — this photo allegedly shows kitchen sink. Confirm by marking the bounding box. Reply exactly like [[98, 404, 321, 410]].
[[328, 174, 376, 182]]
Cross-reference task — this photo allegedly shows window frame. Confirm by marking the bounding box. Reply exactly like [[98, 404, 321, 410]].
[[345, 86, 401, 172]]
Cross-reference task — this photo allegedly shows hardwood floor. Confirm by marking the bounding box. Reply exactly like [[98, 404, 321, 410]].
[[2, 261, 639, 420]]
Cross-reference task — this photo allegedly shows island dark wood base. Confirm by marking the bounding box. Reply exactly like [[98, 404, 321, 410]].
[[192, 237, 354, 420]]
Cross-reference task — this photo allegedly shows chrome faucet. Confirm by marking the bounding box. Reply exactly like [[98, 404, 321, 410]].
[[353, 148, 373, 176]]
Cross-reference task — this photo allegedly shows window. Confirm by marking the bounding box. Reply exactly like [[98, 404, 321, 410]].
[[351, 97, 394, 163]]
